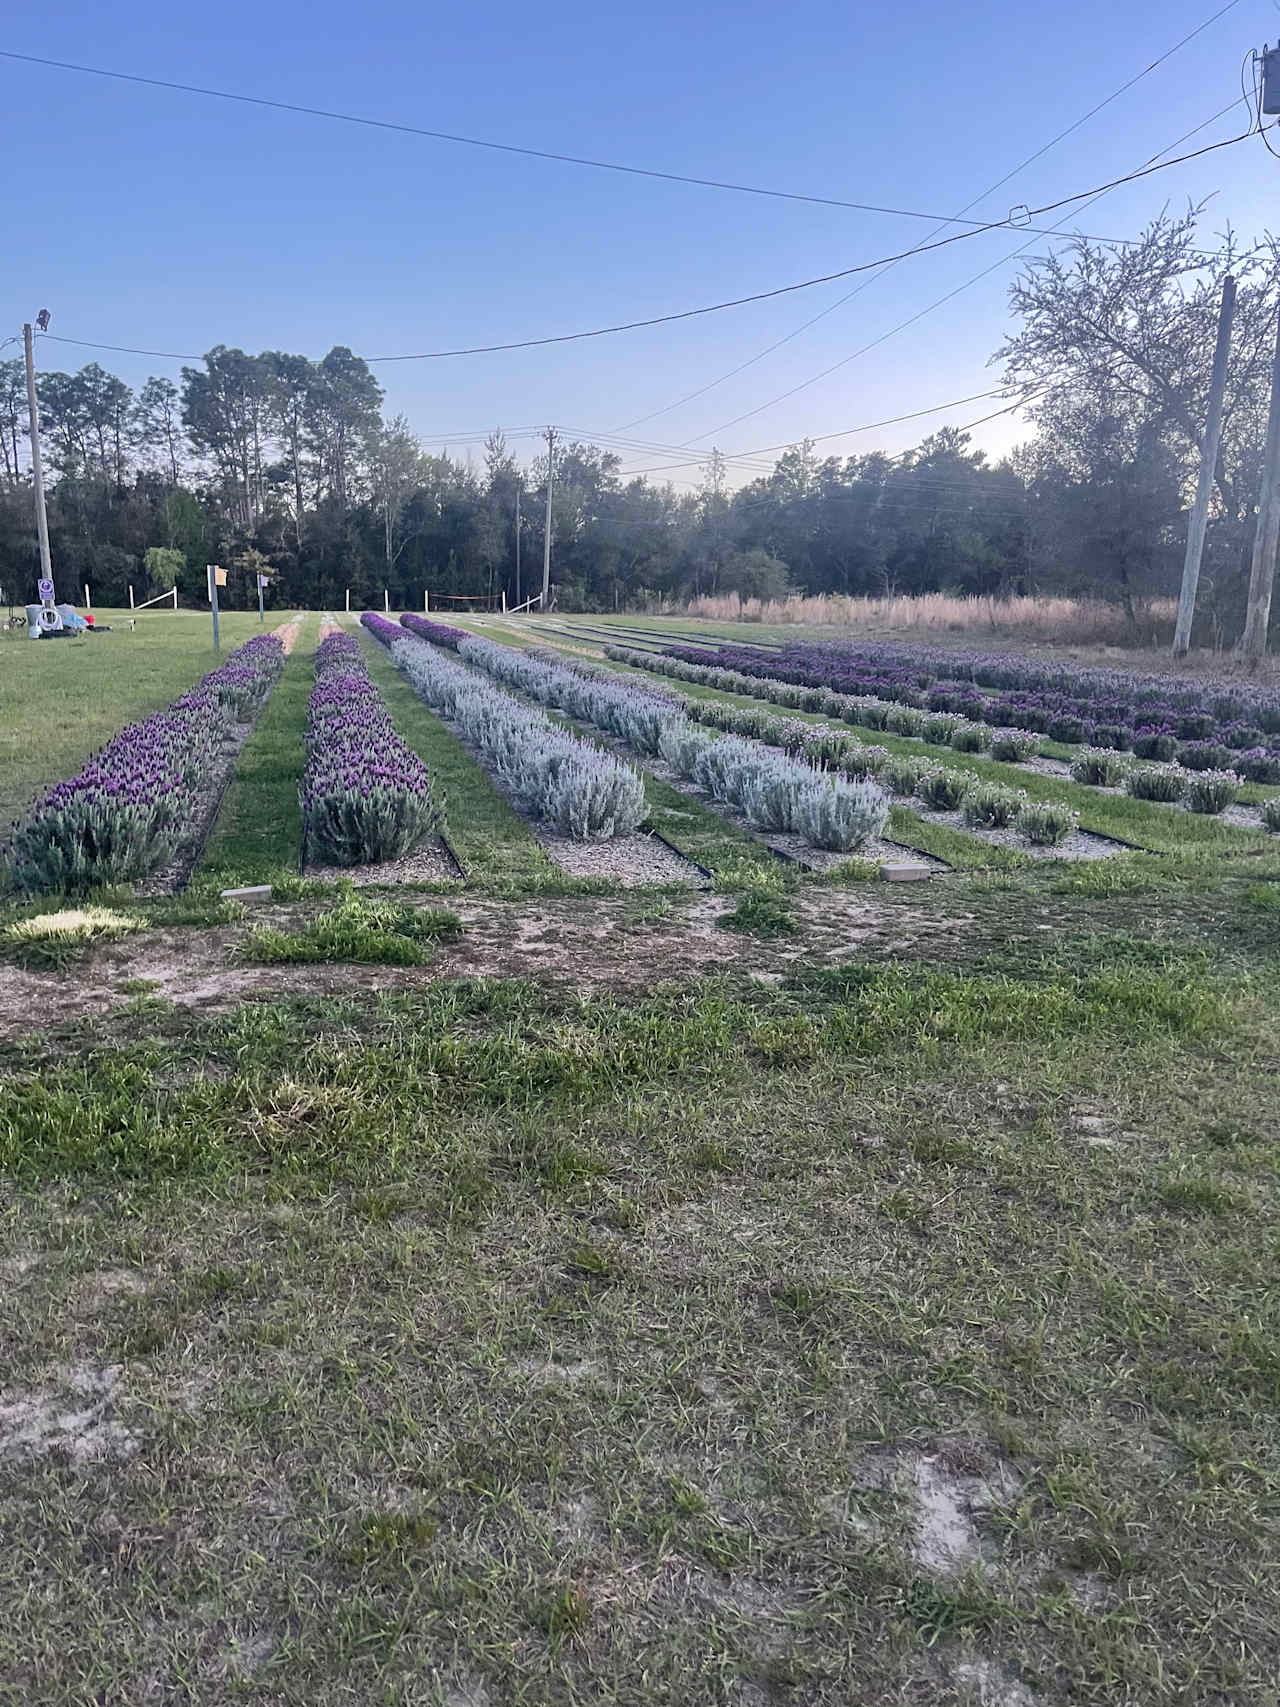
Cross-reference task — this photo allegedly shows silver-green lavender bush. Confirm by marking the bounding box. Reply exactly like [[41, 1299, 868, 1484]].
[[1070, 748, 1131, 787], [1183, 769, 1238, 815], [793, 778, 889, 851], [1016, 799, 1078, 845], [1126, 765, 1188, 803], [658, 719, 714, 775], [989, 728, 1040, 762], [916, 768, 974, 811], [962, 782, 1025, 828]]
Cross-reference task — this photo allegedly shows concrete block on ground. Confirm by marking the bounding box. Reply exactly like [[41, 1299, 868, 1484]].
[[219, 885, 274, 904], [879, 861, 933, 883]]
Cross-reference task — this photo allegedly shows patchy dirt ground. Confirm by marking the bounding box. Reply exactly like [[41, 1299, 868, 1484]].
[[0, 883, 972, 1038]]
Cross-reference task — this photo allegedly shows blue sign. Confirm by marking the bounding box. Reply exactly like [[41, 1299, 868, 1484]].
[[37, 577, 54, 602]]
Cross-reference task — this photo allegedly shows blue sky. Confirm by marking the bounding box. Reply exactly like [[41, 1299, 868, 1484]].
[[3, 0, 1274, 488]]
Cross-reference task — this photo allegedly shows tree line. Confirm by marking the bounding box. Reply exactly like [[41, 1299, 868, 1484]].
[[2, 213, 1277, 640]]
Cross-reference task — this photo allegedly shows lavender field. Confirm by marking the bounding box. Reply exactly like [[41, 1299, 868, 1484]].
[[2, 610, 1280, 1707]]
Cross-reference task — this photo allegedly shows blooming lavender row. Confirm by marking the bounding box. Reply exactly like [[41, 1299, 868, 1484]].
[[302, 632, 443, 866], [9, 632, 285, 895], [360, 611, 404, 648], [662, 635, 1280, 733], [389, 631, 646, 840], [453, 635, 889, 853], [399, 612, 470, 650], [613, 643, 1280, 784]]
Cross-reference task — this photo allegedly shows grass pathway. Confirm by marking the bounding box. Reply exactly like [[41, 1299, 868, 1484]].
[[197, 616, 319, 889]]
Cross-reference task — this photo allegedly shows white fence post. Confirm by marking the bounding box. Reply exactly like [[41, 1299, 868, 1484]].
[[128, 584, 135, 609], [83, 583, 91, 609]]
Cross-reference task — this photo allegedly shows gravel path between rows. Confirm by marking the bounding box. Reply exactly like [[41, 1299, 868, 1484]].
[[919, 806, 1121, 861], [1018, 754, 1266, 828], [305, 839, 463, 886], [538, 828, 707, 884]]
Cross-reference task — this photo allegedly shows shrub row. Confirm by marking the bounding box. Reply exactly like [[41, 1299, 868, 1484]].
[[8, 632, 284, 894], [606, 643, 1280, 803], [389, 632, 646, 839], [454, 635, 890, 853], [608, 640, 1280, 776], [655, 634, 1280, 755], [907, 766, 1078, 844], [399, 612, 470, 650], [302, 632, 443, 866]]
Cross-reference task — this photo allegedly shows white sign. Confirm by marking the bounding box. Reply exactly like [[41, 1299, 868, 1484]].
[[37, 577, 54, 602]]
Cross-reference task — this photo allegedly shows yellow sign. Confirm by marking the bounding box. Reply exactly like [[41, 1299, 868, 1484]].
[[213, 567, 227, 587]]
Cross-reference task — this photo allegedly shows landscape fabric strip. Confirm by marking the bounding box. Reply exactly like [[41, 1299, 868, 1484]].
[[302, 631, 443, 866], [451, 632, 891, 854], [8, 632, 285, 895], [372, 616, 647, 840], [636, 637, 1280, 780]]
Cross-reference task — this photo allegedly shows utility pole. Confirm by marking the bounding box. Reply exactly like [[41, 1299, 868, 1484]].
[[1243, 304, 1280, 662], [22, 323, 53, 587], [541, 427, 557, 610], [514, 480, 522, 610], [1174, 275, 1236, 658]]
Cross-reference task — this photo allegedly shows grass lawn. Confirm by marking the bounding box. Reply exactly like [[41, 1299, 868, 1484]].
[[0, 609, 295, 830], [1, 891, 1278, 1704]]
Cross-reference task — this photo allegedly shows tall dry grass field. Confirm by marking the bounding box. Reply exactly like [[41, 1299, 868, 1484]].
[[667, 591, 1177, 645]]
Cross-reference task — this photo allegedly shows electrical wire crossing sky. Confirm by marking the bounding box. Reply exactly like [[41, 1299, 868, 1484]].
[[3, 0, 1274, 487]]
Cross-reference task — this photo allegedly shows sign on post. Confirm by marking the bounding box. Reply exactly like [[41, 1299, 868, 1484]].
[[206, 564, 221, 652]]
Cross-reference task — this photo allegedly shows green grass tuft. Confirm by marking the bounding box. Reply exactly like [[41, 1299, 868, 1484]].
[[717, 890, 799, 937], [239, 891, 464, 966]]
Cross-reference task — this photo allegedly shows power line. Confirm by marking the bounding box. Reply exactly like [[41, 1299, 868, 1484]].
[[613, 0, 1248, 433], [0, 27, 1242, 225], [689, 95, 1254, 445], [572, 387, 1010, 476], [36, 121, 1263, 373]]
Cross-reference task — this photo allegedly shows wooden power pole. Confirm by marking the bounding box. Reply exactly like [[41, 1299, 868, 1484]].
[[1174, 275, 1235, 658], [22, 323, 53, 586], [541, 427, 556, 610], [1243, 304, 1280, 662]]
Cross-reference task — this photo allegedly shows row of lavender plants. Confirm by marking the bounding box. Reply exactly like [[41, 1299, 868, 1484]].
[[301, 631, 443, 866], [399, 612, 469, 650], [546, 646, 1086, 847], [9, 633, 284, 895], [367, 617, 647, 839], [608, 643, 1280, 785], [453, 634, 889, 852], [640, 637, 1280, 778]]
